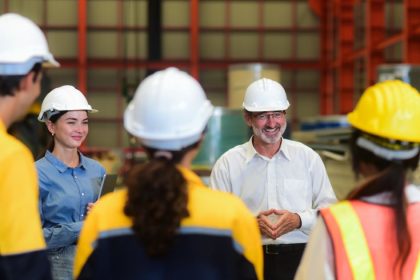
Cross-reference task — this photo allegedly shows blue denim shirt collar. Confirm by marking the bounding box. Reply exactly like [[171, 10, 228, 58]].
[[45, 150, 87, 173]]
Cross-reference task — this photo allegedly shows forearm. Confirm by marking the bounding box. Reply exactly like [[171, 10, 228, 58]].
[[43, 221, 83, 249]]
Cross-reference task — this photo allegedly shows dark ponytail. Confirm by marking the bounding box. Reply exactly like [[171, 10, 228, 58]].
[[348, 129, 420, 276], [124, 142, 200, 257], [36, 111, 67, 160]]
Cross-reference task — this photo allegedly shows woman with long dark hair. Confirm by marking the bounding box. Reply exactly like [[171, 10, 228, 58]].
[[74, 67, 263, 280], [295, 80, 420, 279], [36, 85, 105, 280]]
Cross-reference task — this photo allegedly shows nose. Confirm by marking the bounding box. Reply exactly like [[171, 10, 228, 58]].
[[75, 123, 87, 133], [265, 115, 277, 126]]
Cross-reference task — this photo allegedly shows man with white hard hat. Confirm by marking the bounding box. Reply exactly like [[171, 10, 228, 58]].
[[0, 13, 59, 279], [210, 78, 337, 280]]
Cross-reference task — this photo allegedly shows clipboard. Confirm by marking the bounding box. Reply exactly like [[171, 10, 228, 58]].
[[97, 174, 118, 200]]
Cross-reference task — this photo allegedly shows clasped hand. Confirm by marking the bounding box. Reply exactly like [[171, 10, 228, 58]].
[[257, 209, 301, 240]]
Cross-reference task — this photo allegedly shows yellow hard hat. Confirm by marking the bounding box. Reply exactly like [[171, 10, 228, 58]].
[[347, 80, 420, 143]]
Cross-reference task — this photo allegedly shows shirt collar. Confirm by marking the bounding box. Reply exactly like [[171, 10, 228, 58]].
[[244, 137, 257, 163], [279, 139, 292, 161], [244, 136, 291, 163], [45, 150, 86, 173]]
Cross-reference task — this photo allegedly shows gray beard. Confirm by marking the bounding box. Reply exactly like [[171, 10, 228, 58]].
[[252, 122, 287, 144]]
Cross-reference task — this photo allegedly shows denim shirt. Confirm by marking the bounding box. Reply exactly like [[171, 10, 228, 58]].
[[36, 150, 105, 250]]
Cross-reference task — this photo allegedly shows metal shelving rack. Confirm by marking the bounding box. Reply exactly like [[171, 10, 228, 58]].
[[4, 0, 419, 149], [318, 0, 420, 115], [2, 0, 322, 149]]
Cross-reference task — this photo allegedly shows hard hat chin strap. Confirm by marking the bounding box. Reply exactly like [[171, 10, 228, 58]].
[[44, 109, 62, 121]]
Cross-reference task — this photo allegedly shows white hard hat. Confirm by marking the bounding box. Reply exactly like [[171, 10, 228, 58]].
[[38, 85, 98, 122], [0, 13, 59, 75], [124, 67, 214, 151], [243, 78, 290, 112]]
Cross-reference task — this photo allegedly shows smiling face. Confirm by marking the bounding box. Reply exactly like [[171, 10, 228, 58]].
[[245, 111, 287, 145], [47, 110, 89, 149]]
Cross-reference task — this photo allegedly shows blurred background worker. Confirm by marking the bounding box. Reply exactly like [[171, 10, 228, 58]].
[[210, 78, 337, 280], [36, 85, 105, 280], [295, 80, 420, 280], [0, 13, 59, 280], [74, 67, 263, 280]]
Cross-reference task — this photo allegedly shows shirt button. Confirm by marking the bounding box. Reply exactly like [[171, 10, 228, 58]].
[[81, 193, 85, 196], [81, 214, 84, 217]]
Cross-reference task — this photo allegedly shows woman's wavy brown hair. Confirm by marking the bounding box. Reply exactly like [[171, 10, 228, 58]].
[[348, 129, 419, 277], [124, 142, 200, 257]]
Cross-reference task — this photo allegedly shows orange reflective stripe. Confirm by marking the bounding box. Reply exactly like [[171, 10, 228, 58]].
[[329, 201, 375, 279]]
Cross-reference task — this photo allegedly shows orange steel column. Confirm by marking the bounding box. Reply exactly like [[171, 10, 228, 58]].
[[320, 0, 334, 115], [190, 0, 199, 79], [365, 0, 385, 87], [224, 0, 231, 60], [403, 0, 420, 63], [257, 0, 264, 60], [78, 0, 87, 94], [336, 0, 354, 114], [3, 0, 8, 11]]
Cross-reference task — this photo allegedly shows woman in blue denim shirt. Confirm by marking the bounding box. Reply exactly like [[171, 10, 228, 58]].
[[36, 85, 106, 280]]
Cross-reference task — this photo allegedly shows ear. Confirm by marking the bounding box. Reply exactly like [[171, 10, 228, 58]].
[[243, 111, 253, 127], [18, 72, 35, 91], [194, 133, 206, 149], [46, 120, 55, 135]]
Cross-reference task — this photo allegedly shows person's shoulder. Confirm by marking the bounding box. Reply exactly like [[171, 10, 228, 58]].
[[97, 188, 126, 210], [223, 142, 247, 155], [188, 187, 254, 229], [0, 133, 33, 162], [215, 142, 248, 163], [1, 132, 31, 155], [92, 189, 130, 227], [35, 152, 54, 173], [194, 186, 249, 213], [283, 138, 317, 154], [35, 154, 47, 165], [80, 153, 105, 170]]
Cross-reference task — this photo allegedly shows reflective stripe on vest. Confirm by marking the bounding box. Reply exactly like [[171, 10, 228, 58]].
[[414, 254, 420, 280], [329, 201, 375, 279]]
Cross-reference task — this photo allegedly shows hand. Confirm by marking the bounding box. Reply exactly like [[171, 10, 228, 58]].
[[257, 209, 301, 240], [86, 202, 96, 216], [269, 209, 301, 239], [257, 209, 278, 240]]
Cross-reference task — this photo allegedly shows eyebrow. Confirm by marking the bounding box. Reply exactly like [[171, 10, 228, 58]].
[[64, 117, 89, 121]]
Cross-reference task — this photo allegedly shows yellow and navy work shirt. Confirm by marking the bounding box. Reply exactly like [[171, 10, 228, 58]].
[[74, 166, 263, 280], [0, 121, 51, 280]]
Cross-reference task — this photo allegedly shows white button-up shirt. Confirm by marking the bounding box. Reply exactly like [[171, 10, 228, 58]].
[[210, 137, 337, 245]]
